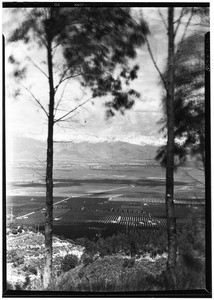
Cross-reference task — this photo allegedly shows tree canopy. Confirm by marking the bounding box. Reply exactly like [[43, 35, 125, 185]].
[[8, 7, 149, 117], [155, 30, 205, 169]]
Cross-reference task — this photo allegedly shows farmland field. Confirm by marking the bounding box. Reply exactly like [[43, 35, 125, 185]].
[[6, 159, 205, 240]]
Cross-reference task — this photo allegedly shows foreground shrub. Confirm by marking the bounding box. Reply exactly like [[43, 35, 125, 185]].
[[49, 254, 167, 292], [49, 260, 165, 292], [75, 238, 86, 247], [81, 253, 94, 266], [83, 230, 167, 258], [28, 265, 38, 275], [61, 254, 79, 272], [7, 250, 17, 262], [7, 276, 31, 291], [175, 254, 205, 289], [177, 212, 205, 258], [153, 213, 206, 291], [122, 258, 135, 268], [7, 250, 25, 267], [155, 257, 205, 291]]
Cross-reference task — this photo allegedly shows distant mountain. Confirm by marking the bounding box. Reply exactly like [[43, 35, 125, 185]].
[[9, 137, 158, 162], [8, 137, 46, 161], [51, 134, 165, 147], [54, 140, 158, 161]]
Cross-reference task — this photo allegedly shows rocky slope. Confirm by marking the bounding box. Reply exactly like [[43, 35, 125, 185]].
[[6, 228, 84, 289], [6, 228, 167, 291]]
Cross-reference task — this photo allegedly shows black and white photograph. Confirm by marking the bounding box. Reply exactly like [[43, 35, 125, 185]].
[[2, 2, 211, 296]]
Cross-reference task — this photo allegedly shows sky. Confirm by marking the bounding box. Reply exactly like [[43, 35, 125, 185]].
[[3, 6, 208, 146]]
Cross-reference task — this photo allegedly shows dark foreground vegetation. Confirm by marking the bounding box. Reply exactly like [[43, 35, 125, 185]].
[[7, 210, 205, 292], [51, 213, 206, 291]]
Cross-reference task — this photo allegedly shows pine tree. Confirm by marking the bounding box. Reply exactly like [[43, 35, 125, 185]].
[[156, 11, 208, 172], [6, 6, 149, 288]]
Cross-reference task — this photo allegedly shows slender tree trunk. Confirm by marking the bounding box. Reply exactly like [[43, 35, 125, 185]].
[[166, 7, 177, 288], [43, 29, 55, 289]]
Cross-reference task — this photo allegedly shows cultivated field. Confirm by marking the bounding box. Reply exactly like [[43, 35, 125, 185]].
[[6, 160, 205, 240]]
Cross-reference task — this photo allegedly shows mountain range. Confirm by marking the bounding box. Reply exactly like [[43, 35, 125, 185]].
[[8, 137, 159, 162]]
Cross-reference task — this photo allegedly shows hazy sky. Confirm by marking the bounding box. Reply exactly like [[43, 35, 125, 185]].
[[3, 6, 207, 145]]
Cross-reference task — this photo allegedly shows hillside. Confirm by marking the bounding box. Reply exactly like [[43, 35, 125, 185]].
[[6, 228, 167, 291], [7, 227, 84, 289], [6, 215, 206, 292]]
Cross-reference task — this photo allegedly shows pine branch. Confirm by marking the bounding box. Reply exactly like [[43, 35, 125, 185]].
[[184, 170, 205, 185], [55, 111, 79, 123], [54, 51, 87, 94], [54, 79, 70, 112], [174, 8, 186, 36], [21, 84, 49, 118], [31, 166, 46, 179], [54, 97, 93, 124], [176, 8, 194, 53], [52, 42, 64, 51], [26, 56, 49, 79], [24, 9, 48, 48], [158, 9, 168, 31], [54, 73, 84, 92], [54, 73, 81, 93], [145, 36, 168, 92], [31, 158, 46, 180]]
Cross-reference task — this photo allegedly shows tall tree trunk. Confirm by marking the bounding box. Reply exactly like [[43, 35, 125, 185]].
[[166, 7, 177, 288], [43, 31, 55, 289]]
